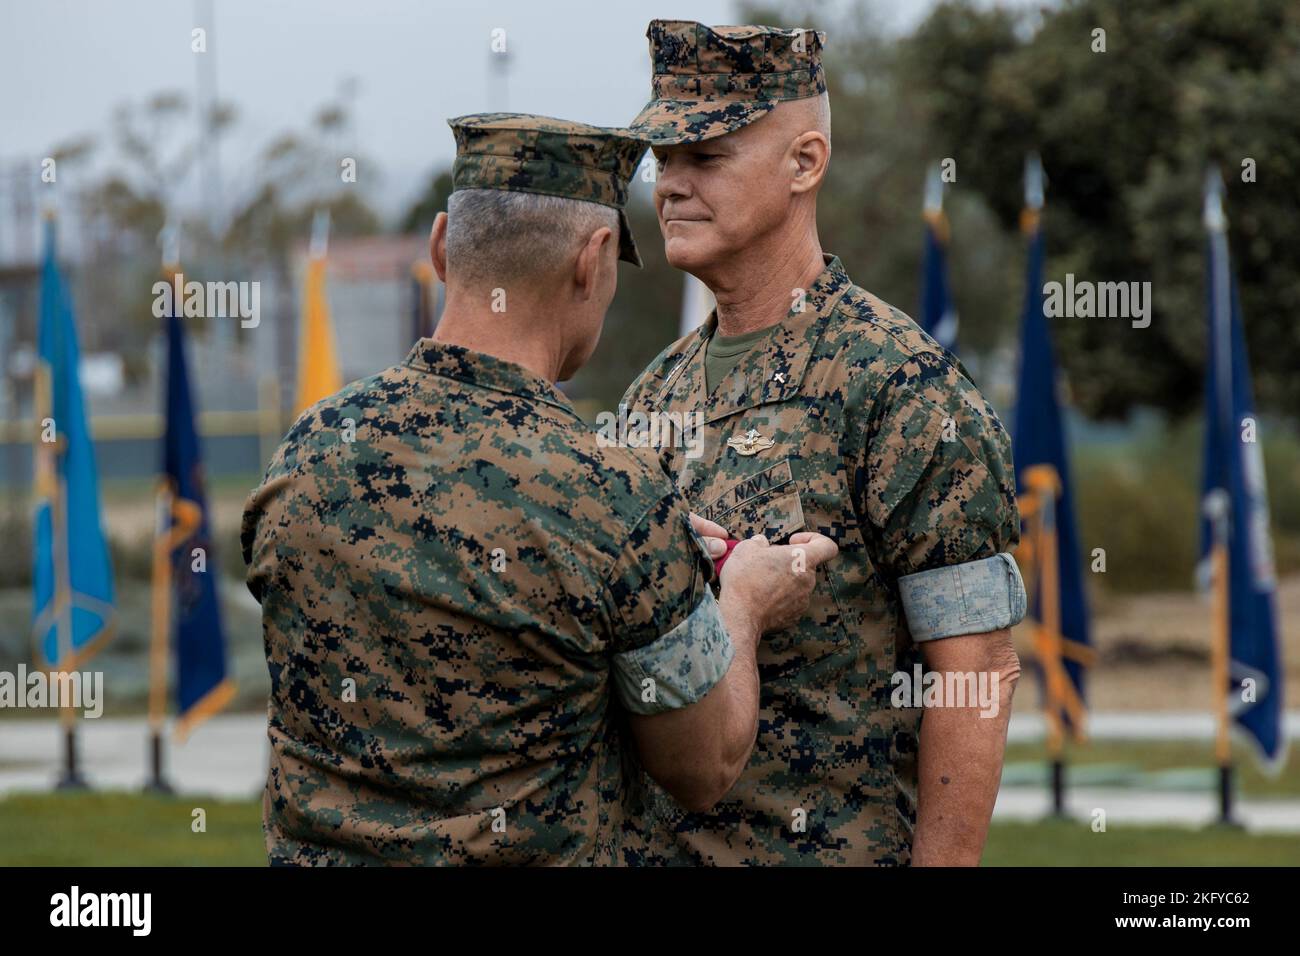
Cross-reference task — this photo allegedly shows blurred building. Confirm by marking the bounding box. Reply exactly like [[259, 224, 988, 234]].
[[290, 233, 431, 387], [0, 234, 435, 489]]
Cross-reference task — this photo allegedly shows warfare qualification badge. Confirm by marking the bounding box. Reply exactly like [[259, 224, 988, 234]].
[[727, 428, 776, 457]]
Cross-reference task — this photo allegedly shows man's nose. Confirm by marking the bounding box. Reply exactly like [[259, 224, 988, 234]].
[[653, 154, 690, 202]]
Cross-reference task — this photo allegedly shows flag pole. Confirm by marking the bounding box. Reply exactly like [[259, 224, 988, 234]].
[[1203, 170, 1236, 825], [146, 478, 175, 794], [1205, 490, 1233, 823], [1025, 464, 1067, 816], [1019, 154, 1070, 816], [924, 160, 944, 220], [146, 224, 182, 794], [310, 208, 330, 260], [41, 211, 85, 791], [52, 472, 86, 789]]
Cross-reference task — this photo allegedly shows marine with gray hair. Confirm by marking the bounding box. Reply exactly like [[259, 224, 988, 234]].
[[241, 111, 839, 864]]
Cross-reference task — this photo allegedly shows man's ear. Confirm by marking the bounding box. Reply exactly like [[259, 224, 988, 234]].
[[790, 131, 830, 195], [431, 212, 449, 283], [573, 225, 614, 301]]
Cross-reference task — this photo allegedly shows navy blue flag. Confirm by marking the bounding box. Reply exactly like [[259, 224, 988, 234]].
[[920, 165, 958, 352], [1198, 173, 1285, 769], [161, 285, 235, 739], [1012, 160, 1092, 738], [31, 217, 116, 668]]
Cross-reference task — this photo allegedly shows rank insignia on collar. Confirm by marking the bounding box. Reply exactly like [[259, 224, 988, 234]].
[[727, 428, 776, 457]]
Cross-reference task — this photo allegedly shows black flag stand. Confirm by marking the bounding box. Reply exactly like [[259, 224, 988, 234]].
[[1217, 764, 1235, 825], [1205, 490, 1241, 829], [54, 720, 87, 790], [144, 728, 174, 795], [51, 472, 87, 792], [145, 476, 176, 796], [1050, 758, 1066, 818]]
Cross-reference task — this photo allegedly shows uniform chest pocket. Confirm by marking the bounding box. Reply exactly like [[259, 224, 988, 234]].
[[731, 487, 805, 542], [696, 459, 850, 663], [698, 459, 805, 543]]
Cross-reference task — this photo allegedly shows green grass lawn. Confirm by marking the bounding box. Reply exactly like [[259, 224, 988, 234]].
[[1003, 740, 1300, 798], [2, 790, 1297, 866], [982, 819, 1300, 865], [0, 791, 265, 866]]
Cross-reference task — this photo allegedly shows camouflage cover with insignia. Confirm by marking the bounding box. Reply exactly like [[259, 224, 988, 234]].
[[448, 112, 647, 265], [242, 339, 727, 865], [619, 256, 1021, 865], [630, 20, 827, 145]]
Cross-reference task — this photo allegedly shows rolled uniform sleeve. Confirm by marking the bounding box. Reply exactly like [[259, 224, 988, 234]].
[[852, 351, 1026, 641], [603, 492, 734, 714]]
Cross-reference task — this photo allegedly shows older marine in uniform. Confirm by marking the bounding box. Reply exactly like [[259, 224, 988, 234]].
[[621, 21, 1027, 865], [242, 113, 837, 865]]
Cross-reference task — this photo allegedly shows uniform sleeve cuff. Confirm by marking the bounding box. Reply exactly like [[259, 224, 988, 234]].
[[898, 552, 1027, 642], [612, 588, 734, 715]]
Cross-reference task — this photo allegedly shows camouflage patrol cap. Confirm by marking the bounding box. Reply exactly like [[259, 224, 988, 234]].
[[629, 20, 827, 145], [448, 112, 648, 266]]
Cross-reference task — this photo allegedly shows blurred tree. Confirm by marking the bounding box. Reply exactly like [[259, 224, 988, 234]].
[[904, 0, 1300, 419], [52, 87, 383, 395], [401, 168, 453, 234], [72, 91, 238, 361], [223, 83, 382, 262], [90, 90, 238, 253], [219, 94, 382, 414]]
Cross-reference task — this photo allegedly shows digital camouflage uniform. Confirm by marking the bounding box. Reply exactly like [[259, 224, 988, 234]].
[[621, 21, 1027, 865], [242, 114, 732, 865]]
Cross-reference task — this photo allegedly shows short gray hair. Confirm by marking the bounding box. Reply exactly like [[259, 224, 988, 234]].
[[445, 189, 619, 288]]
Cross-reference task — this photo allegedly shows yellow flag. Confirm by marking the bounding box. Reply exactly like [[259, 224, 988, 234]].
[[294, 256, 343, 414]]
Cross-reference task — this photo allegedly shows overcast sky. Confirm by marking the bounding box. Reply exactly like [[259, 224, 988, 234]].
[[0, 0, 1023, 223]]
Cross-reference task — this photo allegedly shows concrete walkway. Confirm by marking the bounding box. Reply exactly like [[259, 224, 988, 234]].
[[1007, 711, 1300, 742], [993, 787, 1300, 833], [0, 713, 269, 799], [2, 711, 1297, 832]]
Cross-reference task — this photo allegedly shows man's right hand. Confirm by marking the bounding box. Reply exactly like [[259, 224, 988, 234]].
[[628, 528, 838, 812], [718, 531, 839, 635]]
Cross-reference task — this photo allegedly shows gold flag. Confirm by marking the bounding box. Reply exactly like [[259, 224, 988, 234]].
[[294, 255, 343, 414]]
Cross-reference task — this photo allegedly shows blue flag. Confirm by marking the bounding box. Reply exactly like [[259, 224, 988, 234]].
[[920, 166, 958, 353], [1199, 174, 1285, 769], [161, 285, 235, 739], [920, 222, 958, 353], [1012, 185, 1091, 737], [31, 218, 116, 668]]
